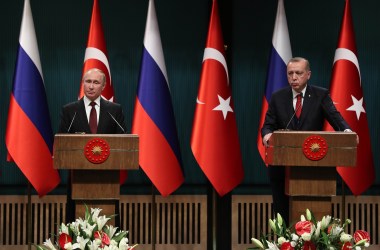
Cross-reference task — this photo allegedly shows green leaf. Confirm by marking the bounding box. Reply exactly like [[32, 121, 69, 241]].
[[112, 231, 128, 242]]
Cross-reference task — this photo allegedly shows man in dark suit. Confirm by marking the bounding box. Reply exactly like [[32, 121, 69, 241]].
[[58, 68, 127, 222], [58, 68, 126, 134], [261, 57, 355, 224]]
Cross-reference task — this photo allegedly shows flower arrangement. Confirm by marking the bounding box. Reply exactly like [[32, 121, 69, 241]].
[[35, 206, 138, 250], [250, 209, 370, 250]]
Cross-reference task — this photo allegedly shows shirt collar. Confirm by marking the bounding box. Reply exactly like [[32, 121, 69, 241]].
[[84, 96, 101, 107], [292, 85, 307, 99]]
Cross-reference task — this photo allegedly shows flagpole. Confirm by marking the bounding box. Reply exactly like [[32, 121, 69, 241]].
[[151, 185, 156, 250], [212, 189, 217, 250], [27, 181, 32, 250], [341, 178, 346, 221]]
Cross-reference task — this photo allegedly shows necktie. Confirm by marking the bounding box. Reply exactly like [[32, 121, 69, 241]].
[[295, 93, 302, 119], [89, 101, 97, 134]]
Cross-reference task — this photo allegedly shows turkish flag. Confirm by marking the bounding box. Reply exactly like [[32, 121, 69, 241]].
[[78, 0, 114, 102], [79, 0, 127, 183], [191, 0, 244, 197], [325, 0, 375, 195]]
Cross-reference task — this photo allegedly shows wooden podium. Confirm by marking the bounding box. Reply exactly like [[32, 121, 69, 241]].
[[53, 134, 139, 219], [265, 131, 357, 222]]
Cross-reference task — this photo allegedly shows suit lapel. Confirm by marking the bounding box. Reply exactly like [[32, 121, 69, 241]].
[[298, 86, 313, 128], [77, 98, 92, 133], [97, 98, 108, 133], [282, 88, 293, 128]]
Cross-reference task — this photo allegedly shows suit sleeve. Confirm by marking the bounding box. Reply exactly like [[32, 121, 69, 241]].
[[261, 94, 280, 137], [58, 106, 70, 133], [322, 92, 351, 131]]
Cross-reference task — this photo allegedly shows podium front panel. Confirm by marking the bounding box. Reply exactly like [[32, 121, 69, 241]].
[[53, 134, 139, 170], [265, 131, 357, 167]]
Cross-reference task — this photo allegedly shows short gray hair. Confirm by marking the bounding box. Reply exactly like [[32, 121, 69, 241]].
[[288, 57, 310, 71], [82, 68, 106, 85]]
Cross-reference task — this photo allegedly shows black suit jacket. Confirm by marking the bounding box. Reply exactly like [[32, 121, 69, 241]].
[[58, 97, 127, 134], [261, 85, 350, 136]]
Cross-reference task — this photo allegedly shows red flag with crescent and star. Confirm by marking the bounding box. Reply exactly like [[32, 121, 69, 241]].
[[79, 0, 127, 183], [325, 0, 375, 195], [191, 0, 244, 197]]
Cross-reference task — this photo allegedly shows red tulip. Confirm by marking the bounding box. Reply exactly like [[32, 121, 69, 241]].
[[354, 230, 370, 243], [58, 233, 72, 249], [94, 231, 111, 247], [280, 242, 294, 250], [302, 241, 316, 250], [295, 221, 312, 236], [342, 242, 352, 250]]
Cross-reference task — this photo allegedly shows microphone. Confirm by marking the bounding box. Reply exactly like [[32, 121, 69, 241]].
[[108, 111, 126, 133], [67, 112, 77, 133], [285, 93, 303, 130]]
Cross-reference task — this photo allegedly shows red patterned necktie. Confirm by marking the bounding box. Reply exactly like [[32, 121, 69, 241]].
[[89, 101, 97, 134], [295, 93, 302, 119]]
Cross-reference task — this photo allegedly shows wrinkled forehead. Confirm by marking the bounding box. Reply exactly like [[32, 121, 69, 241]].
[[82, 69, 106, 83], [287, 61, 308, 72]]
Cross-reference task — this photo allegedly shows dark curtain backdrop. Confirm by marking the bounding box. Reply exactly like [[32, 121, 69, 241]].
[[1, 0, 379, 195]]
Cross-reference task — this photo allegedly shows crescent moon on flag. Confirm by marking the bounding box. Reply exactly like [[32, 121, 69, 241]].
[[84, 47, 112, 84], [196, 47, 229, 105], [333, 48, 361, 85]]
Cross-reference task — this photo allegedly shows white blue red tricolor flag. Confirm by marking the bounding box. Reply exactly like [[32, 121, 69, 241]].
[[5, 0, 60, 196], [132, 0, 184, 196], [257, 0, 292, 163]]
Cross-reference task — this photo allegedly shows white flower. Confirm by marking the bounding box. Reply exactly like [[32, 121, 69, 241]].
[[314, 221, 321, 239], [88, 240, 101, 250], [330, 225, 343, 236], [118, 237, 130, 250], [107, 225, 118, 239], [60, 223, 69, 235], [266, 240, 279, 250], [321, 215, 331, 230], [291, 233, 299, 241], [290, 241, 297, 247], [96, 214, 111, 230], [79, 220, 96, 237], [43, 238, 57, 250], [251, 238, 264, 249], [301, 233, 311, 241], [269, 219, 276, 232], [340, 233, 352, 242], [276, 213, 283, 226], [104, 245, 118, 250], [300, 214, 306, 221], [91, 208, 102, 221], [69, 221, 80, 235], [110, 239, 118, 246], [74, 236, 89, 250], [277, 236, 287, 245], [64, 242, 73, 250], [306, 209, 312, 221]]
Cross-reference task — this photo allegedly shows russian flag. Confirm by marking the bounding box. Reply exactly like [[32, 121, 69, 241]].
[[132, 0, 184, 196], [5, 0, 60, 196], [257, 0, 292, 163]]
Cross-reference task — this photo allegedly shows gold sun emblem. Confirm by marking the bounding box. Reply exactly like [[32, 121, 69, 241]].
[[91, 146, 103, 155], [309, 143, 320, 152]]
